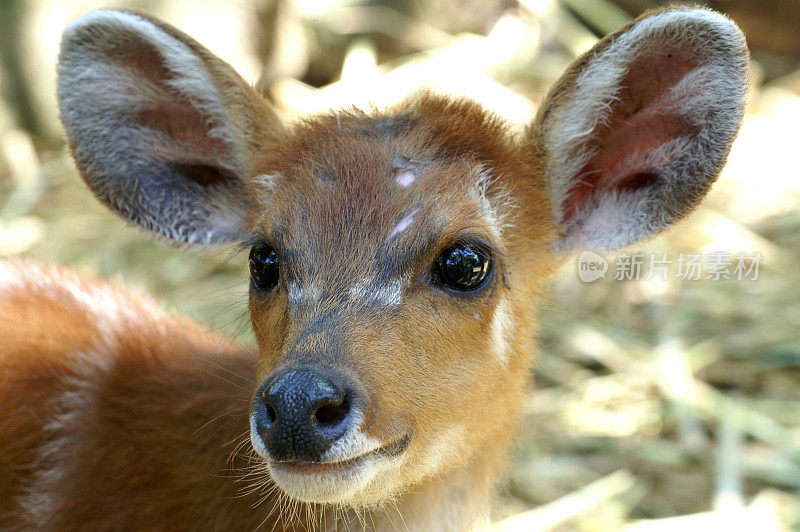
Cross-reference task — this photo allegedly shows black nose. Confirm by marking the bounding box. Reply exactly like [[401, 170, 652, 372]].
[[252, 367, 355, 462]]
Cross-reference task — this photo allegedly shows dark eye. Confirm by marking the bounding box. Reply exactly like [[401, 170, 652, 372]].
[[249, 242, 279, 292], [433, 243, 492, 291]]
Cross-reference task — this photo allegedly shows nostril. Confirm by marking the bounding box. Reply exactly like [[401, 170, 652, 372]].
[[261, 391, 278, 426], [265, 403, 277, 424], [313, 396, 350, 426]]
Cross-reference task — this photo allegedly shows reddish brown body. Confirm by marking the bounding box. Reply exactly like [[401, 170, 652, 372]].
[[0, 261, 264, 529], [0, 6, 748, 531]]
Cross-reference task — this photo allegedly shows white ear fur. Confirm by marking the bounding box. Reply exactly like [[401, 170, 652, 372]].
[[58, 9, 278, 246], [61, 9, 243, 168], [534, 7, 749, 251]]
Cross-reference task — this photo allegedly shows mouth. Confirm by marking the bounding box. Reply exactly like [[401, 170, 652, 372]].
[[272, 435, 410, 475], [263, 435, 410, 503]]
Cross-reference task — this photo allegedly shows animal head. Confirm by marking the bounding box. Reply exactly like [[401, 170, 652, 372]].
[[57, 7, 747, 506]]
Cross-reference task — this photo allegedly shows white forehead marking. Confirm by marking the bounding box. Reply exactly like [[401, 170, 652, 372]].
[[491, 299, 513, 365], [395, 169, 415, 187], [386, 208, 420, 242]]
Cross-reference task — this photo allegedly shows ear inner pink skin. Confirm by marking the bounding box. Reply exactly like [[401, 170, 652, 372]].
[[563, 50, 698, 223]]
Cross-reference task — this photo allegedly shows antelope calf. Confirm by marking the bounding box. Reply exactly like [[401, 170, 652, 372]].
[[0, 6, 748, 531]]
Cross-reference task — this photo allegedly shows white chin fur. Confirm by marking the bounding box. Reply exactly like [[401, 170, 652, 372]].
[[249, 412, 400, 504], [266, 457, 385, 504]]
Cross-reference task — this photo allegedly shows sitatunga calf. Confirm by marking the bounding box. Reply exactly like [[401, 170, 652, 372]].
[[0, 6, 748, 530]]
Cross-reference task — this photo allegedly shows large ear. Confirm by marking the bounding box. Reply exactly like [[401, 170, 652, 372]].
[[57, 9, 283, 246], [529, 7, 749, 252]]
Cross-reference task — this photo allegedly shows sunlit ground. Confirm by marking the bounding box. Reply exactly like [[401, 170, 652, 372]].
[[1, 0, 798, 529]]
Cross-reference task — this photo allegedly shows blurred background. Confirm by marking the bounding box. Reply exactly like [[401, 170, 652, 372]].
[[1, 0, 798, 529]]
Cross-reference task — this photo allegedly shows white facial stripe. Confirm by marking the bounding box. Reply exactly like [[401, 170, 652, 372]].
[[472, 167, 507, 242], [287, 282, 303, 306], [375, 278, 403, 306], [286, 280, 324, 307], [309, 283, 322, 301], [348, 277, 404, 308], [348, 278, 370, 301], [386, 208, 420, 242], [491, 299, 513, 365]]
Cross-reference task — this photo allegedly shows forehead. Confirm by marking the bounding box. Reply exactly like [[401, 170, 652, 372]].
[[250, 112, 501, 280]]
